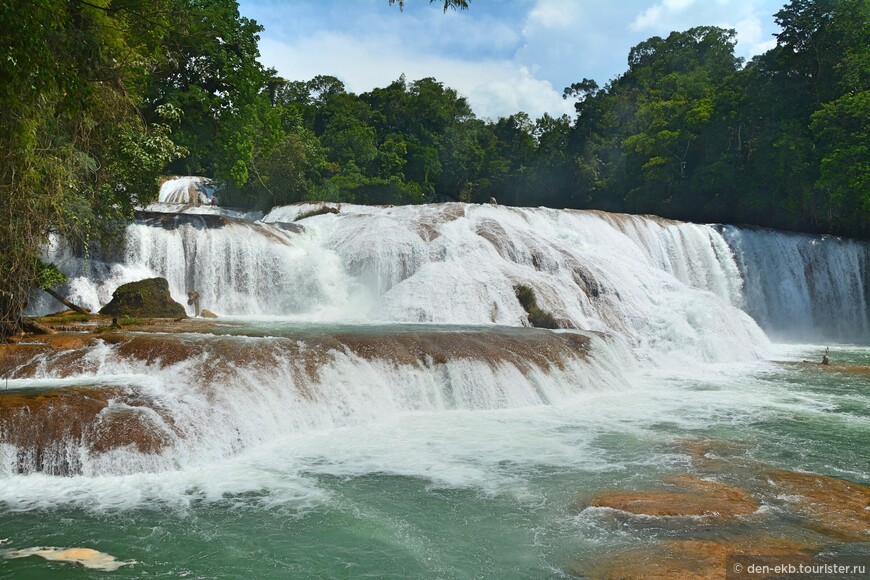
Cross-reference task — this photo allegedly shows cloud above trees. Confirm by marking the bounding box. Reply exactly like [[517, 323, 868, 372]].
[[244, 0, 783, 119]]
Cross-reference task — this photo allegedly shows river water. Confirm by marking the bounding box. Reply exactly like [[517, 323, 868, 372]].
[[1, 328, 866, 577]]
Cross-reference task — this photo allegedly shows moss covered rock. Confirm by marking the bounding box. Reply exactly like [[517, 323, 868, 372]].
[[99, 278, 187, 319]]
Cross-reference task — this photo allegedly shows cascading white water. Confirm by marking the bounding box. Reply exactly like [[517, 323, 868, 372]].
[[41, 202, 782, 362], [10, 197, 870, 489], [157, 176, 216, 204], [37, 200, 870, 350], [0, 328, 631, 478], [722, 226, 870, 342], [37, 213, 370, 319]]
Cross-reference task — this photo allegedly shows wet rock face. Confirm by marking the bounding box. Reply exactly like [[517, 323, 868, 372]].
[[99, 278, 187, 319], [0, 386, 173, 475]]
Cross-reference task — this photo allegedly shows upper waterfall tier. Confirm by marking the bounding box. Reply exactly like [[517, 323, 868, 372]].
[[157, 176, 216, 204], [36, 201, 870, 352]]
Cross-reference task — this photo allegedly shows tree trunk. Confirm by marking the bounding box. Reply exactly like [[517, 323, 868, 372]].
[[20, 318, 56, 335], [43, 288, 90, 315]]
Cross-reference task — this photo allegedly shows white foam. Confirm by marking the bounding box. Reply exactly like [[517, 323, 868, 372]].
[[2, 337, 859, 513]]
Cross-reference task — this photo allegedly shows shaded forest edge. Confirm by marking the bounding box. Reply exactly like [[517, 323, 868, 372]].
[[1, 0, 867, 337]]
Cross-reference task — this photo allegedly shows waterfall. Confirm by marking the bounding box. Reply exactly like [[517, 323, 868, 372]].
[[157, 176, 216, 204], [34, 201, 870, 346], [36, 212, 368, 320], [0, 328, 630, 477], [721, 226, 870, 342], [10, 198, 870, 482]]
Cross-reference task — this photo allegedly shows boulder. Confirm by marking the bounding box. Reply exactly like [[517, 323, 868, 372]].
[[99, 278, 187, 319], [200, 309, 218, 318]]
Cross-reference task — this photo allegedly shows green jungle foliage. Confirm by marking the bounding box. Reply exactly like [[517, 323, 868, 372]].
[[1, 0, 867, 338]]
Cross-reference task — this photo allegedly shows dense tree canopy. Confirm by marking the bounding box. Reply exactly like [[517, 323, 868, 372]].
[[233, 0, 866, 238], [0, 0, 266, 337]]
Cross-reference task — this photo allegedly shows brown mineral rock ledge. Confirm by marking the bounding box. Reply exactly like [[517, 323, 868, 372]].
[[0, 386, 174, 475], [13, 328, 592, 383], [767, 469, 870, 541], [575, 475, 759, 518], [791, 361, 870, 376], [0, 335, 96, 377], [822, 363, 870, 376], [573, 536, 818, 580]]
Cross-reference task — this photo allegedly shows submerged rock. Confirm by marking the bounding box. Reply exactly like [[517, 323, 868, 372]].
[[672, 437, 870, 541], [99, 278, 186, 319], [674, 437, 748, 460], [573, 437, 870, 580], [574, 536, 817, 579], [575, 475, 759, 518], [767, 469, 870, 541], [4, 547, 136, 571]]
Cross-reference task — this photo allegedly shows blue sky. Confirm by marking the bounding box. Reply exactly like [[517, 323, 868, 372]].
[[238, 0, 785, 120]]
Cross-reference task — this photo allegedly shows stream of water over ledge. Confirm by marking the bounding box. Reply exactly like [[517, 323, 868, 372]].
[[3, 197, 869, 577]]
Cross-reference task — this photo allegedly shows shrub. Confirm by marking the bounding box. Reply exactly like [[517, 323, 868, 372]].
[[514, 284, 559, 329]]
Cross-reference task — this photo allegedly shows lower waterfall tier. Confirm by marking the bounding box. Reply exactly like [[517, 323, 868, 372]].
[[0, 324, 628, 477]]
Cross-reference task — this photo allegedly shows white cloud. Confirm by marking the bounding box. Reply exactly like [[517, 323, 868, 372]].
[[631, 0, 697, 31], [467, 67, 574, 120], [626, 0, 782, 63], [664, 0, 695, 10], [517, 0, 637, 89], [733, 16, 778, 57], [630, 5, 665, 31], [525, 0, 585, 31], [259, 35, 573, 120]]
